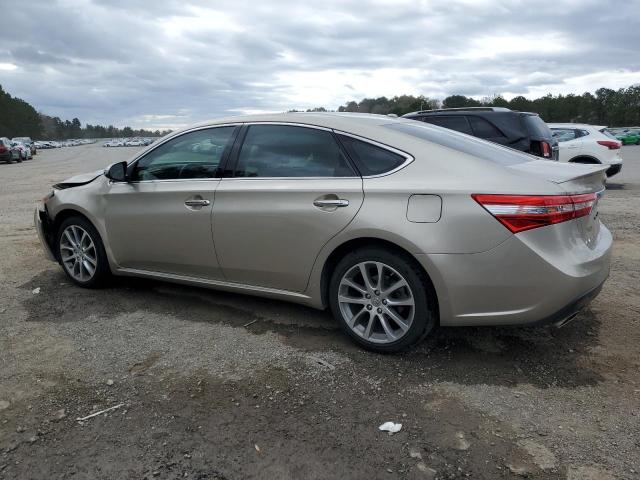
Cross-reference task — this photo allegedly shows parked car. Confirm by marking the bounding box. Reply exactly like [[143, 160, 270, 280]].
[[124, 139, 145, 147], [402, 107, 559, 160], [12, 137, 36, 155], [549, 124, 623, 177], [103, 140, 123, 147], [35, 113, 611, 352], [609, 128, 640, 145], [0, 137, 14, 163], [10, 141, 30, 161]]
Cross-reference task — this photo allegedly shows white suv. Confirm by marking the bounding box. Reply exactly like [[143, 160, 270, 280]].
[[549, 123, 623, 177]]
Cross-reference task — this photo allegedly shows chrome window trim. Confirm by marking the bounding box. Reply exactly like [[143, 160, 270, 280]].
[[125, 121, 414, 182], [332, 129, 415, 178], [126, 123, 241, 184], [242, 121, 333, 132]]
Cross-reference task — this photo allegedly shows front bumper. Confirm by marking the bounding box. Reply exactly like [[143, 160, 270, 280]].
[[34, 207, 57, 262]]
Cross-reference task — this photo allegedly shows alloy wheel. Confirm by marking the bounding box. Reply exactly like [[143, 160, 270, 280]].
[[338, 261, 415, 344], [59, 225, 98, 282]]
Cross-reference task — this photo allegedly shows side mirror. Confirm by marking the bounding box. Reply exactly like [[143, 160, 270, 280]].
[[105, 161, 128, 182]]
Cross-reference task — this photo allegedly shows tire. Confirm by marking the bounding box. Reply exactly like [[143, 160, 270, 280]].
[[56, 216, 110, 288], [329, 247, 437, 353]]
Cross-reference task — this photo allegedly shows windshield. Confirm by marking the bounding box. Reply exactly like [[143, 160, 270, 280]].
[[384, 122, 530, 166]]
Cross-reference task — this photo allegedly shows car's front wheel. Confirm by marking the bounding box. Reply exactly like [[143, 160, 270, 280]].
[[329, 247, 437, 353], [56, 216, 110, 287]]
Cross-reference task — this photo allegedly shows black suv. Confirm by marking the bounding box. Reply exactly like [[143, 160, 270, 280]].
[[402, 107, 559, 160]]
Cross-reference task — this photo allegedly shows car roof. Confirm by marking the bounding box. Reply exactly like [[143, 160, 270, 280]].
[[169, 112, 419, 139], [403, 107, 512, 117]]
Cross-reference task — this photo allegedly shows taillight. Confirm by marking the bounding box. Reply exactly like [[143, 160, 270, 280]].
[[0, 145, 5, 153], [541, 141, 551, 158], [472, 193, 598, 233], [597, 140, 621, 150]]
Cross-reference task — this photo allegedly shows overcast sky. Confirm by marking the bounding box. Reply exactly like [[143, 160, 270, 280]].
[[1, 0, 639, 129]]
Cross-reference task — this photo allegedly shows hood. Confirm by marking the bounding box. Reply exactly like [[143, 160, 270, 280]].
[[53, 170, 103, 189]]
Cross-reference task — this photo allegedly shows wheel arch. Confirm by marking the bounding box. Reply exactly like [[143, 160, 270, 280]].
[[319, 237, 440, 321], [50, 208, 102, 261], [569, 155, 600, 164]]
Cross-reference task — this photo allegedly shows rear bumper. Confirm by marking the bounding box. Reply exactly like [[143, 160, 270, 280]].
[[418, 222, 612, 327], [34, 207, 57, 262], [530, 280, 604, 327], [606, 163, 622, 177]]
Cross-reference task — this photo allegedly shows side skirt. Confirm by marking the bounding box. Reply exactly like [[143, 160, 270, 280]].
[[115, 267, 318, 308]]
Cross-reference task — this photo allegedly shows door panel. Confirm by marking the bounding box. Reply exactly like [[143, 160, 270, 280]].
[[104, 180, 222, 278], [559, 138, 582, 162], [213, 178, 363, 291]]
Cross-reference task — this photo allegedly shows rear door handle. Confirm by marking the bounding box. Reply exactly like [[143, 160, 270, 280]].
[[313, 199, 349, 208], [184, 199, 211, 207]]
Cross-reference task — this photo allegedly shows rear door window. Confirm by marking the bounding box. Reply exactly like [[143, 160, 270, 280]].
[[337, 134, 407, 176], [234, 125, 355, 178], [419, 116, 473, 135], [551, 128, 577, 142]]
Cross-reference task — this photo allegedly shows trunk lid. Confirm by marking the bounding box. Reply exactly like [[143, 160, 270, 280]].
[[507, 160, 607, 192], [507, 160, 606, 247]]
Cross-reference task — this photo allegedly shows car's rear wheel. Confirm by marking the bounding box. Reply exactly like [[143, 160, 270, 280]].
[[329, 247, 436, 353], [57, 216, 110, 288]]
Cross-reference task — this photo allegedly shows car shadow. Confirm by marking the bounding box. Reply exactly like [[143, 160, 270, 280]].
[[22, 269, 603, 388]]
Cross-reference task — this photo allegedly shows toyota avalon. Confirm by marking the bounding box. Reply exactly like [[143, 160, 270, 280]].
[[35, 113, 612, 352]]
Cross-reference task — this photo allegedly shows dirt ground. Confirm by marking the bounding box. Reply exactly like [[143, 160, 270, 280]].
[[0, 143, 638, 480]]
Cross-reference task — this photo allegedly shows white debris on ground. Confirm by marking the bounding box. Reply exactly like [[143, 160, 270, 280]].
[[378, 422, 402, 434]]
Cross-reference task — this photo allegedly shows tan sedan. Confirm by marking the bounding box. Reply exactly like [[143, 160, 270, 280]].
[[36, 113, 612, 352]]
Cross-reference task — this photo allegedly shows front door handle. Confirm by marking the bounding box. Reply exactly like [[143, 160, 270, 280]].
[[313, 199, 349, 208], [184, 199, 211, 207]]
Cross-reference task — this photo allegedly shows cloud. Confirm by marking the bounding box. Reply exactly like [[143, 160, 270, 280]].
[[0, 0, 638, 129]]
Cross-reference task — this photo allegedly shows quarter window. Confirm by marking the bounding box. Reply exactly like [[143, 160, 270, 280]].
[[234, 125, 355, 178], [131, 127, 235, 181], [337, 134, 407, 176]]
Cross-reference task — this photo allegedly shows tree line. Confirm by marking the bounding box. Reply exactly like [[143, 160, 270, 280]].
[[0, 84, 170, 140], [333, 85, 640, 127], [39, 114, 172, 140], [2, 83, 640, 141]]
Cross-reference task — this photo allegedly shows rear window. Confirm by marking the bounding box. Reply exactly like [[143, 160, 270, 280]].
[[337, 134, 407, 176], [522, 115, 553, 139], [600, 129, 618, 140], [384, 122, 530, 166]]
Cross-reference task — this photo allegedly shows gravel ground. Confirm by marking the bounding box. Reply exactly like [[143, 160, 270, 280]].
[[1, 144, 639, 479]]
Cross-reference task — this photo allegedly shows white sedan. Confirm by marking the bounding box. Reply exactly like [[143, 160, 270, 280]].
[[549, 123, 623, 177]]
